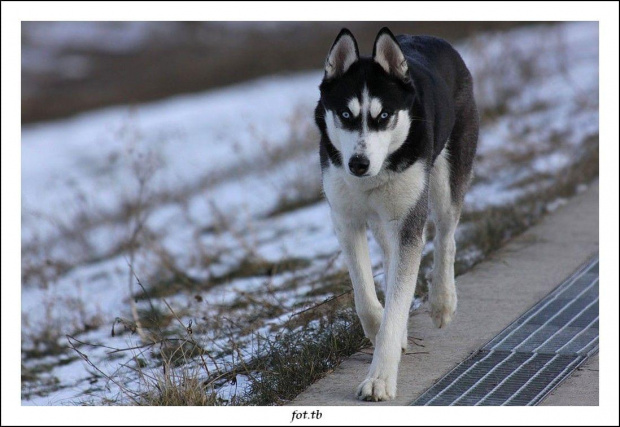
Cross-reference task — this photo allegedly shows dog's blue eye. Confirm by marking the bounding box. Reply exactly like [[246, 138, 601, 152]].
[[341, 111, 351, 119], [380, 112, 390, 120]]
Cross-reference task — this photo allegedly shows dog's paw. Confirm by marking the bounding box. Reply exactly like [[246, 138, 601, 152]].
[[356, 376, 396, 402], [430, 292, 457, 329]]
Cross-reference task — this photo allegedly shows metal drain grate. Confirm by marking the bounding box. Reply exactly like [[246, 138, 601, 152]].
[[412, 256, 599, 406]]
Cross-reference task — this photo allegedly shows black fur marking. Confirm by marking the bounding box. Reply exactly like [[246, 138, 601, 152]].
[[337, 109, 362, 131], [366, 110, 398, 132], [400, 187, 429, 247], [446, 95, 479, 205]]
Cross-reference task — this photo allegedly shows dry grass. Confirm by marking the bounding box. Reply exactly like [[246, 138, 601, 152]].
[[244, 309, 367, 406], [140, 372, 221, 406], [61, 269, 366, 406]]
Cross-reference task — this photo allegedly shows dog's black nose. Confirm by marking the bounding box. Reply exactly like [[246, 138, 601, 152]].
[[348, 155, 370, 176]]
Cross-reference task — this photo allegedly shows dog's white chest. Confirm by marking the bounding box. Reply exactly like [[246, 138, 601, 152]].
[[322, 161, 427, 223]]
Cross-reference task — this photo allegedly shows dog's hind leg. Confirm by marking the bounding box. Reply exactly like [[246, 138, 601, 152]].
[[429, 148, 462, 328], [368, 218, 390, 294], [429, 96, 478, 328], [331, 214, 384, 347]]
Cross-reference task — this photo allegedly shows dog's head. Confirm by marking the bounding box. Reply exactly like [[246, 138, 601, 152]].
[[319, 28, 415, 177]]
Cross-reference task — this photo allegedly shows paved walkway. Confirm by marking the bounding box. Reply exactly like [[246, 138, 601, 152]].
[[291, 181, 599, 406]]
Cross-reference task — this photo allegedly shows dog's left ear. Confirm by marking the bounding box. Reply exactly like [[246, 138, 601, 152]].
[[373, 27, 409, 82]]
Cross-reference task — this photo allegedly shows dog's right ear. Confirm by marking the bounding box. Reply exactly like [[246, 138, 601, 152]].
[[373, 27, 409, 82], [324, 29, 359, 79]]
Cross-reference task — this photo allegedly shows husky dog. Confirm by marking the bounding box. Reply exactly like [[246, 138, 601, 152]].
[[315, 27, 478, 401]]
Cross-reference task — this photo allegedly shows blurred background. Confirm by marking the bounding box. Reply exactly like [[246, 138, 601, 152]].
[[21, 22, 598, 406], [22, 21, 538, 123]]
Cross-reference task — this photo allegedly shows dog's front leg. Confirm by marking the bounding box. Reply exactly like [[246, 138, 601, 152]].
[[357, 199, 427, 401], [331, 214, 384, 346]]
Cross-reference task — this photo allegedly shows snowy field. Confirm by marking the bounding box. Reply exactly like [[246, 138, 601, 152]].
[[21, 22, 598, 405]]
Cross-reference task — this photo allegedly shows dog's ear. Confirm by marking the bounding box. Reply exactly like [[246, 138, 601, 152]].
[[324, 28, 359, 79], [373, 27, 409, 81]]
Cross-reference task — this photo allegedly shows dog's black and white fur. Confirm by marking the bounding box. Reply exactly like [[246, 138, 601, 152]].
[[315, 28, 478, 401]]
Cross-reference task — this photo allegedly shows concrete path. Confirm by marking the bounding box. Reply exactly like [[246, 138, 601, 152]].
[[541, 354, 599, 406], [291, 181, 599, 406]]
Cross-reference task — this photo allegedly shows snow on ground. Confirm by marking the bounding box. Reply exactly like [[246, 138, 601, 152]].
[[21, 22, 598, 405]]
